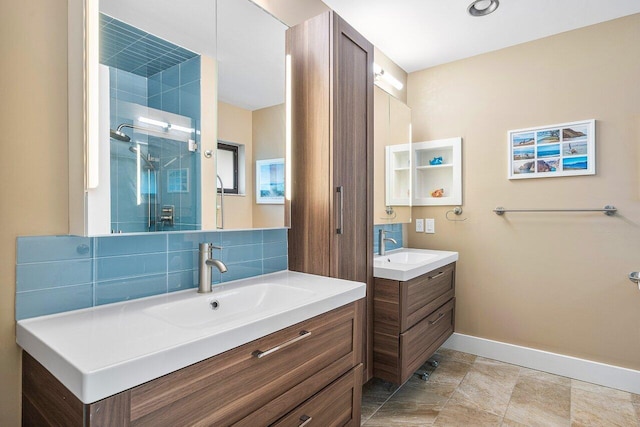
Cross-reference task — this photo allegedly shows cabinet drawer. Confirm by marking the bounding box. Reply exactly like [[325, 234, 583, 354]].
[[400, 298, 455, 383], [401, 263, 455, 331], [271, 364, 363, 427], [129, 302, 362, 426]]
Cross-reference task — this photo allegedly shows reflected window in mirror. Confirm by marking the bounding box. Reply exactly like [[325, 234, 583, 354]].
[[217, 142, 239, 195]]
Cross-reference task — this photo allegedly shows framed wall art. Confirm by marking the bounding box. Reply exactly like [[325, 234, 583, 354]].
[[256, 158, 285, 204], [508, 119, 595, 179]]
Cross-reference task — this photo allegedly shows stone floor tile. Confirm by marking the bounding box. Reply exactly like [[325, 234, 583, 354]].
[[389, 378, 456, 407], [518, 367, 572, 387], [571, 379, 633, 401], [422, 358, 474, 387], [501, 419, 529, 427], [571, 385, 638, 427], [434, 398, 503, 426], [435, 347, 477, 364], [450, 357, 520, 417], [363, 399, 440, 426], [503, 375, 571, 427], [361, 378, 400, 422]]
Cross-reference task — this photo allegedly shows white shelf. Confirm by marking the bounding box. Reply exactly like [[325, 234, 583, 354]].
[[385, 144, 411, 206], [416, 164, 453, 170], [412, 138, 462, 206]]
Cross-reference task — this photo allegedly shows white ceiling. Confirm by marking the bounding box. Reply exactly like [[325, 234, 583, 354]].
[[322, 0, 640, 73]]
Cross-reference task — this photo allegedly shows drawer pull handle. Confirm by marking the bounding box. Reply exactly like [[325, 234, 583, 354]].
[[252, 331, 311, 359], [299, 415, 312, 427], [428, 312, 445, 325], [428, 271, 444, 280]]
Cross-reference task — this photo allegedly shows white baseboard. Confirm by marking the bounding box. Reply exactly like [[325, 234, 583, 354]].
[[442, 333, 640, 395]]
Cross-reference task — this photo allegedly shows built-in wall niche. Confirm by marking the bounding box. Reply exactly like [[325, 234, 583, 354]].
[[413, 138, 462, 206], [70, 0, 290, 235]]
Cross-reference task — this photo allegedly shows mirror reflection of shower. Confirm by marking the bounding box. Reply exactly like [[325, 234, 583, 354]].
[[101, 12, 202, 233]]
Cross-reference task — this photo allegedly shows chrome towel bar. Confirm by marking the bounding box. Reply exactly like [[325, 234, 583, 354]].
[[493, 205, 617, 216]]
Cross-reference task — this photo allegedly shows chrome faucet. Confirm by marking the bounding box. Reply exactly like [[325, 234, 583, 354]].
[[198, 243, 228, 293], [378, 229, 398, 256]]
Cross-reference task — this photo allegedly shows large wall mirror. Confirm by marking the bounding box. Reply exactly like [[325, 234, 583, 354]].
[[374, 85, 412, 225], [216, 0, 287, 230], [80, 0, 287, 235]]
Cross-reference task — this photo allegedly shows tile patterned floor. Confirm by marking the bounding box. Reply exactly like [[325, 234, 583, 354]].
[[361, 349, 640, 426]]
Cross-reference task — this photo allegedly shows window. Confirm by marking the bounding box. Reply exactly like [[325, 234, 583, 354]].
[[217, 142, 239, 194]]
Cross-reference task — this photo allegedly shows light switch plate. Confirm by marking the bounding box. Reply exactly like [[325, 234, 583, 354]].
[[425, 218, 435, 233], [415, 218, 424, 233]]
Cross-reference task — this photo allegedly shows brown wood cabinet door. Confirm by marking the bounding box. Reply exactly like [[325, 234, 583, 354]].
[[330, 14, 373, 286], [286, 12, 332, 277]]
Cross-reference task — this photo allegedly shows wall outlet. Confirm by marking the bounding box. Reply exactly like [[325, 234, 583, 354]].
[[415, 218, 424, 233], [425, 218, 435, 234]]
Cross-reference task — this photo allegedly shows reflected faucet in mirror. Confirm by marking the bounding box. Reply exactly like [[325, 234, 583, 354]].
[[198, 243, 228, 293]]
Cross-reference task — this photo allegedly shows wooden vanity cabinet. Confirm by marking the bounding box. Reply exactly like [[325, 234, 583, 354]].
[[373, 263, 456, 384], [286, 11, 374, 381], [22, 301, 363, 427]]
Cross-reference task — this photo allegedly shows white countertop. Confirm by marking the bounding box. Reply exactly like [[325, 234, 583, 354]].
[[16, 270, 365, 404], [374, 248, 459, 281]]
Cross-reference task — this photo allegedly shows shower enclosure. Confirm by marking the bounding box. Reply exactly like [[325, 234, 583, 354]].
[[102, 13, 202, 233]]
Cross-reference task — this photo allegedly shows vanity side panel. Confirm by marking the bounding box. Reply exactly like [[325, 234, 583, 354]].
[[22, 352, 84, 426], [373, 278, 400, 335], [87, 391, 131, 426]]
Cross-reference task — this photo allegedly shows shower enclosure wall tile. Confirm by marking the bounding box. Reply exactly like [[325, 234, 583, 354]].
[[161, 65, 180, 90], [180, 57, 201, 85], [161, 87, 180, 114]]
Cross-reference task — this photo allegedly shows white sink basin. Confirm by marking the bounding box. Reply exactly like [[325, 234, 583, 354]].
[[144, 283, 316, 329], [16, 271, 365, 404], [374, 248, 459, 281]]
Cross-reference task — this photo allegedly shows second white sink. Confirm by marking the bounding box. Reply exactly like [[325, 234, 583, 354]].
[[374, 248, 458, 281]]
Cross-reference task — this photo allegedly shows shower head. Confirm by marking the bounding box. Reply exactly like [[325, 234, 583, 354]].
[[110, 129, 131, 142]]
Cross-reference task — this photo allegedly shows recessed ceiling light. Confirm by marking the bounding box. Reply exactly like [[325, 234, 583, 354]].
[[468, 0, 499, 17]]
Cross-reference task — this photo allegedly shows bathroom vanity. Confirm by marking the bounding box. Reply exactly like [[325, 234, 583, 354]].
[[18, 272, 365, 426], [372, 249, 458, 384]]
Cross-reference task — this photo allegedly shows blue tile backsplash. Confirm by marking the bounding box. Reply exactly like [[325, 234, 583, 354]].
[[373, 223, 403, 254], [16, 229, 288, 320]]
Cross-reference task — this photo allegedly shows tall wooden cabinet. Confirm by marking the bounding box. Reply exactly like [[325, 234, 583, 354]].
[[287, 12, 374, 380]]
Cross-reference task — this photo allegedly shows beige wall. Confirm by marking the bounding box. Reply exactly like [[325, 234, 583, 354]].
[[218, 101, 254, 229], [0, 0, 70, 424], [252, 104, 286, 228], [407, 14, 640, 370]]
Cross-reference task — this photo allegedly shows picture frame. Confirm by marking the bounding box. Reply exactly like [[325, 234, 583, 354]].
[[508, 119, 595, 179], [256, 158, 285, 204], [167, 168, 189, 193]]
